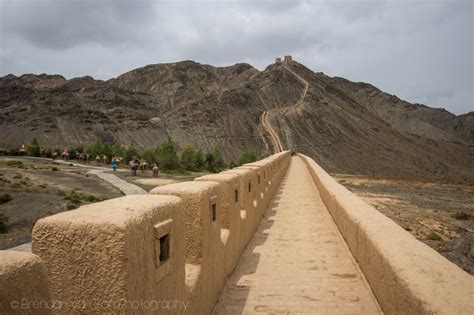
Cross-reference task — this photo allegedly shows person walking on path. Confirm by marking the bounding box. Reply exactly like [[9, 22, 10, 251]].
[[111, 158, 118, 172], [152, 163, 159, 177], [140, 159, 147, 174], [129, 159, 137, 176]]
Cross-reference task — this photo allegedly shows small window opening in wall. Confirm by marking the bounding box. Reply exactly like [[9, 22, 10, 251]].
[[211, 203, 217, 222], [234, 189, 239, 203], [248, 182, 252, 192], [258, 175, 261, 185], [159, 234, 170, 262]]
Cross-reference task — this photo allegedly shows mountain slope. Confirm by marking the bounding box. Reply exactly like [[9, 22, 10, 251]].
[[0, 59, 472, 183]]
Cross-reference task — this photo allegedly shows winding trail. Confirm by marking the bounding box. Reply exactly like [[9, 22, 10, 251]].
[[260, 60, 310, 153]]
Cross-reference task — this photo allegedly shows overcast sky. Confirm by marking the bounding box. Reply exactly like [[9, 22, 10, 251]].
[[0, 0, 472, 114]]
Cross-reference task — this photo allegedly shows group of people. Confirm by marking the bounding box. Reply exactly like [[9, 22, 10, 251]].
[[126, 158, 160, 177]]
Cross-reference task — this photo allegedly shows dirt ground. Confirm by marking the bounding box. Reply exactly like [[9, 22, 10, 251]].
[[333, 174, 474, 274], [0, 157, 123, 249]]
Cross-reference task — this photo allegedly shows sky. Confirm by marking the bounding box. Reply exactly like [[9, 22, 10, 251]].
[[0, 0, 472, 114]]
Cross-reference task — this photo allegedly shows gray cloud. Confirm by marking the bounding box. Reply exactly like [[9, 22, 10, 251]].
[[0, 0, 472, 114]]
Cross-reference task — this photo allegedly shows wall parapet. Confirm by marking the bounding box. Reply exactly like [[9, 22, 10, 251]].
[[299, 154, 473, 315], [20, 151, 291, 314]]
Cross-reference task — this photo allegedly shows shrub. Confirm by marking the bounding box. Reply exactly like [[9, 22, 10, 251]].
[[0, 213, 9, 233], [66, 203, 79, 210], [84, 195, 99, 202], [26, 138, 40, 157], [204, 146, 225, 173], [6, 160, 23, 168], [51, 167, 59, 171], [180, 144, 204, 171], [426, 231, 442, 241], [238, 149, 257, 165], [156, 137, 180, 170], [451, 211, 469, 220], [0, 193, 12, 204]]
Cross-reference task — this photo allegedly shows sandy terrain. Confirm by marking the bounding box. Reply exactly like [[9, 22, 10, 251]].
[[0, 157, 123, 249], [333, 174, 474, 274]]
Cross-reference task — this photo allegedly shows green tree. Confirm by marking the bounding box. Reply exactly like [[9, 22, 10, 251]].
[[111, 143, 125, 158], [204, 146, 225, 173], [180, 144, 204, 171], [156, 137, 179, 170], [239, 149, 257, 165], [142, 148, 157, 165], [85, 138, 104, 158], [124, 145, 140, 164], [26, 138, 40, 157]]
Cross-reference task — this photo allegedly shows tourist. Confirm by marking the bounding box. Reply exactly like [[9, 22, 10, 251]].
[[129, 158, 137, 176], [140, 159, 147, 174], [152, 163, 159, 177], [111, 158, 118, 172]]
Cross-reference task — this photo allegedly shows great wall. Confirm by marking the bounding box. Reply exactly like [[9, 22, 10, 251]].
[[1, 57, 472, 314]]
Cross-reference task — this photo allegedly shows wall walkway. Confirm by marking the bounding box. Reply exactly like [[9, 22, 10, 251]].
[[214, 157, 381, 314]]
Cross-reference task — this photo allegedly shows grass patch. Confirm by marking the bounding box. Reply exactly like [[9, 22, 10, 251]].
[[83, 195, 100, 202], [426, 231, 442, 241], [0, 193, 13, 204], [160, 169, 192, 176], [6, 160, 24, 168], [66, 203, 79, 210]]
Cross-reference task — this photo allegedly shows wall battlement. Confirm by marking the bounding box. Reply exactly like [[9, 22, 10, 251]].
[[0, 152, 291, 314], [299, 154, 473, 314]]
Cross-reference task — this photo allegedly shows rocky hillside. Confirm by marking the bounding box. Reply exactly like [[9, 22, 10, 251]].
[[0, 60, 472, 183]]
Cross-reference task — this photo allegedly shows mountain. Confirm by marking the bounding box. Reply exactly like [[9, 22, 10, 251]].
[[0, 59, 472, 183]]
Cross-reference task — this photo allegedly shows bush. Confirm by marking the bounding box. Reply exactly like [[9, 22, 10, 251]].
[[51, 167, 59, 171], [451, 211, 469, 220], [26, 138, 40, 157], [0, 193, 12, 204], [426, 231, 442, 241], [124, 145, 140, 164], [0, 213, 9, 233], [66, 203, 79, 210], [84, 195, 99, 202], [204, 146, 225, 173], [239, 149, 257, 165], [6, 160, 23, 168], [180, 144, 204, 171], [156, 137, 179, 170]]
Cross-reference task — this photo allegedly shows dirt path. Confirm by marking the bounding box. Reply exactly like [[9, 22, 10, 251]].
[[260, 60, 309, 153], [214, 157, 381, 314], [51, 159, 147, 195]]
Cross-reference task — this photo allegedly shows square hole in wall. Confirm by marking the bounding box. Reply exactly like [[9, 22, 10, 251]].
[[159, 234, 170, 262], [154, 218, 173, 278], [234, 189, 239, 203], [248, 181, 252, 192]]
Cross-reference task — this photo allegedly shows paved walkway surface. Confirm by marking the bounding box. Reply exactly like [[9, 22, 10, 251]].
[[214, 157, 381, 314]]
